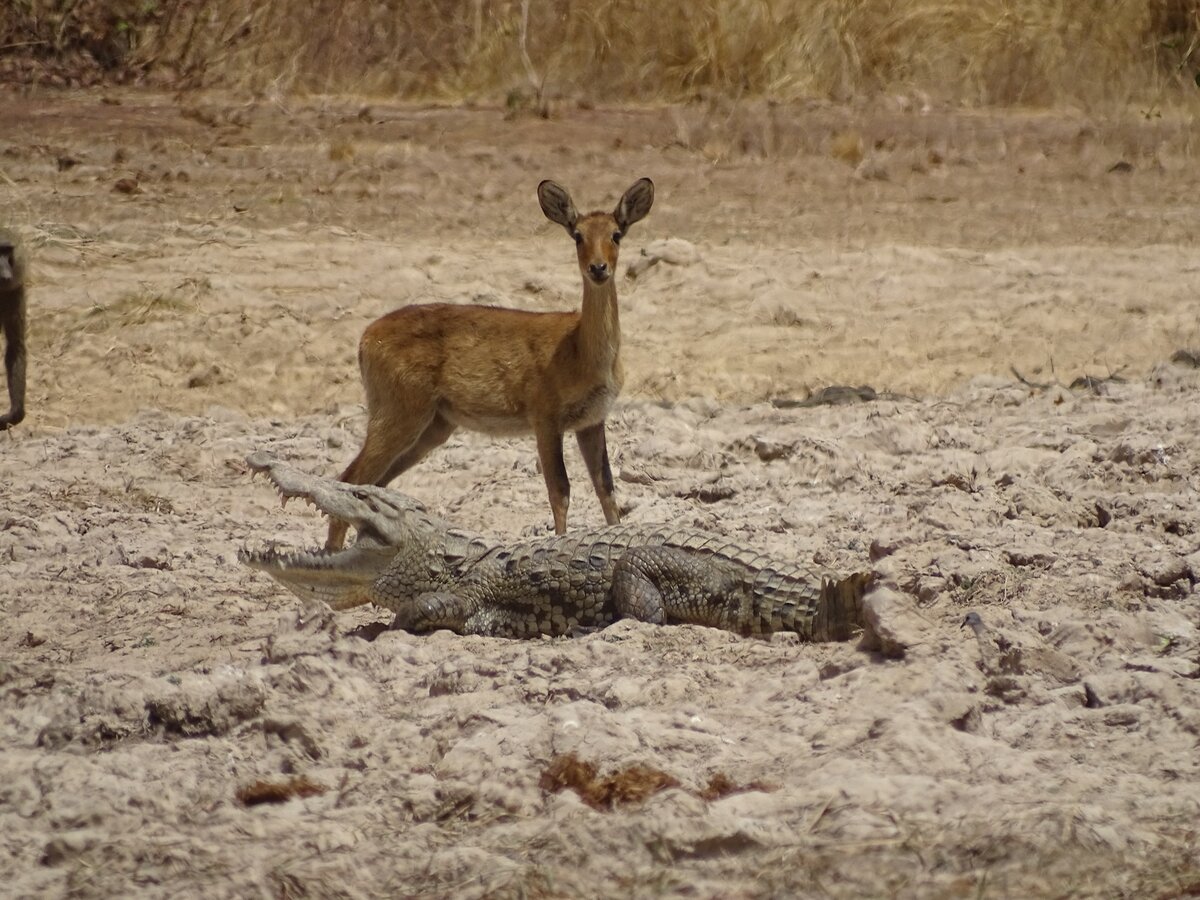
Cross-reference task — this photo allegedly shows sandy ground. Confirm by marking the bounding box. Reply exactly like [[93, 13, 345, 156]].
[[2, 91, 1199, 898]]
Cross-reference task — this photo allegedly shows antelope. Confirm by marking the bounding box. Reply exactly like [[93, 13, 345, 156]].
[[326, 177, 655, 549]]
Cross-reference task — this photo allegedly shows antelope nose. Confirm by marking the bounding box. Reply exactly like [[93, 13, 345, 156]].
[[588, 262, 609, 281]]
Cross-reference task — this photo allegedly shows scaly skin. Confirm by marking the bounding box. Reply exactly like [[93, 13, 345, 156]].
[[241, 453, 873, 641]]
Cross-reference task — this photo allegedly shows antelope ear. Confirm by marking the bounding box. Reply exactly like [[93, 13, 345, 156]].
[[614, 177, 654, 231], [538, 180, 578, 231]]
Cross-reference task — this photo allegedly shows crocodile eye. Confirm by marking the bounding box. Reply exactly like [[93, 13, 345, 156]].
[[572, 231, 583, 244], [612, 231, 623, 244]]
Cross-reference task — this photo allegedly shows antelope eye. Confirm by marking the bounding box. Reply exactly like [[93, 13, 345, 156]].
[[572, 231, 583, 244], [612, 231, 623, 244]]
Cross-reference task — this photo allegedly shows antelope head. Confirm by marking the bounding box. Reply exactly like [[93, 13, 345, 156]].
[[538, 177, 655, 286]]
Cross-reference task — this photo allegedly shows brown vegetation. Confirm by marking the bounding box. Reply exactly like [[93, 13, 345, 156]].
[[539, 752, 682, 809], [2, 0, 1198, 107], [235, 775, 328, 806], [539, 753, 780, 810]]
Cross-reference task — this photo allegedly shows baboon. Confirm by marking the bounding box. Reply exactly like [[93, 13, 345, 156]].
[[0, 228, 27, 430]]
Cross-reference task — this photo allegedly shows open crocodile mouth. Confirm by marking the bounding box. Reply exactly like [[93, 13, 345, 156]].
[[239, 535, 390, 571], [239, 540, 391, 610], [244, 450, 432, 539], [238, 451, 424, 609]]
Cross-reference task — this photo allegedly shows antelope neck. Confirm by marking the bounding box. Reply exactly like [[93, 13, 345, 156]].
[[577, 274, 620, 366]]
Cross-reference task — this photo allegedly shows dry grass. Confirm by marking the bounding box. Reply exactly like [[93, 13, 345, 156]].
[[2, 1, 1198, 108], [61, 289, 198, 335], [235, 775, 328, 806], [539, 753, 778, 810], [468, 0, 1200, 108]]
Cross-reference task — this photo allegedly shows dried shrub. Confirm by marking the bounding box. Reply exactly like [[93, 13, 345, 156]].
[[540, 753, 777, 810], [1, 0, 1198, 106], [539, 752, 680, 810], [698, 771, 777, 801], [236, 775, 327, 806]]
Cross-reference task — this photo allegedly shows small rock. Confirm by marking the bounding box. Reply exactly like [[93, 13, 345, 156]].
[[868, 534, 904, 562], [41, 830, 100, 866], [1083, 672, 1159, 708], [642, 237, 699, 266], [855, 155, 890, 181], [1138, 553, 1191, 588], [627, 238, 699, 278], [909, 575, 946, 605], [263, 600, 338, 662], [1004, 546, 1056, 569], [752, 437, 794, 462], [603, 676, 643, 708], [860, 586, 925, 658], [929, 693, 982, 733], [186, 363, 226, 389], [830, 130, 864, 165], [1170, 348, 1200, 368]]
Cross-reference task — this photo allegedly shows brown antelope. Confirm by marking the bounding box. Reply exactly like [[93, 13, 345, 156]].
[[326, 177, 655, 549]]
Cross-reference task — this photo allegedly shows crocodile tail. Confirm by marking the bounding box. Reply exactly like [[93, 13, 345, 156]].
[[813, 571, 875, 642]]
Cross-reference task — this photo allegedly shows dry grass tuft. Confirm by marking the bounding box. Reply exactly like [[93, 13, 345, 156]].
[[698, 771, 778, 801], [540, 753, 776, 809], [327, 140, 356, 162], [830, 129, 866, 165], [539, 753, 680, 810], [236, 775, 327, 806], [85, 290, 196, 329]]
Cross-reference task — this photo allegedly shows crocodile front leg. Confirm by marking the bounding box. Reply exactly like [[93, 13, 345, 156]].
[[390, 591, 476, 634]]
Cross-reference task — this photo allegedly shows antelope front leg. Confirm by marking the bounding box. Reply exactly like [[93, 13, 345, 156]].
[[535, 427, 570, 534], [575, 422, 620, 526]]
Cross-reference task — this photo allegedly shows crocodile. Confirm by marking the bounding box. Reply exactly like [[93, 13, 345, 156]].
[[240, 452, 874, 641]]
